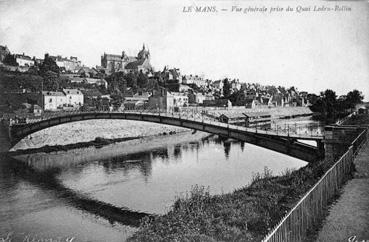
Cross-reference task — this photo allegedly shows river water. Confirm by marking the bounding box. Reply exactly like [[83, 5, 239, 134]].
[[0, 119, 319, 242]]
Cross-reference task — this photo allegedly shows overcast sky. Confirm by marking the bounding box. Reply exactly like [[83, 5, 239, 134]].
[[0, 0, 368, 99]]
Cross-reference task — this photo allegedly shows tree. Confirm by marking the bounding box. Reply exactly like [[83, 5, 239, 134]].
[[229, 90, 246, 106], [124, 72, 138, 89], [346, 89, 364, 109], [3, 54, 18, 66], [222, 78, 231, 98], [321, 89, 337, 105], [43, 71, 59, 91], [137, 71, 148, 88], [321, 89, 337, 118], [39, 54, 60, 75]]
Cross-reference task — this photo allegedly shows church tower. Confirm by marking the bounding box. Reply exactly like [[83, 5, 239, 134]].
[[137, 43, 150, 60]]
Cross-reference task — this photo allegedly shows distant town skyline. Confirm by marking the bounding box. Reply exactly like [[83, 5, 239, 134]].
[[0, 0, 368, 99]]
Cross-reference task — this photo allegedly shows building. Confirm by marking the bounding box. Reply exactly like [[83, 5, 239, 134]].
[[70, 77, 108, 89], [77, 66, 98, 77], [52, 56, 81, 72], [212, 80, 224, 90], [245, 90, 257, 100], [268, 94, 284, 107], [15, 53, 35, 67], [219, 113, 247, 126], [101, 44, 153, 74], [148, 88, 174, 111], [231, 79, 241, 90], [81, 89, 103, 100], [171, 92, 189, 107], [178, 84, 193, 93], [32, 105, 43, 116], [63, 89, 84, 108], [244, 112, 271, 128], [182, 75, 206, 87], [162, 67, 181, 82], [0, 45, 10, 62], [188, 92, 208, 104], [42, 91, 67, 111], [125, 92, 151, 103], [203, 99, 232, 108]]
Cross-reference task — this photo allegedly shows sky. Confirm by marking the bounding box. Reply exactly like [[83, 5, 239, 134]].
[[0, 0, 368, 99]]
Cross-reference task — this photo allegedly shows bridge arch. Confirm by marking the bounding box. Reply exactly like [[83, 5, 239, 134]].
[[9, 111, 323, 162]]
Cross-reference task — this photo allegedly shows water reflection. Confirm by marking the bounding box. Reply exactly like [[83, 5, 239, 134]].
[[2, 131, 308, 240], [13, 133, 305, 215], [0, 154, 137, 242], [4, 155, 150, 226]]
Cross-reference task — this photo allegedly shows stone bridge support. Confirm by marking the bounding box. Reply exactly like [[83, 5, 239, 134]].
[[323, 125, 364, 163]]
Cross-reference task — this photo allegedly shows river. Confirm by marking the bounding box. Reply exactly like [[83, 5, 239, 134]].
[[0, 119, 320, 242]]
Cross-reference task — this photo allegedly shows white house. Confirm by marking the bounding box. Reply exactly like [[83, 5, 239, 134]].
[[63, 89, 84, 108], [171, 92, 189, 107], [42, 91, 67, 111], [54, 55, 81, 72], [195, 93, 206, 104], [15, 54, 35, 67], [182, 75, 206, 87]]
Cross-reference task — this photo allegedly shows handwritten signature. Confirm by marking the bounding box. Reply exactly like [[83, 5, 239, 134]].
[[0, 232, 75, 242], [348, 235, 369, 242]]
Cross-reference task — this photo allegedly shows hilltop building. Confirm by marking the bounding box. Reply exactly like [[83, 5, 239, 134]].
[[101, 44, 153, 74], [15, 53, 35, 67], [48, 55, 81, 72], [182, 74, 206, 87]]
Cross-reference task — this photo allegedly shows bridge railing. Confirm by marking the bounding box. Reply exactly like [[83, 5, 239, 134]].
[[10, 110, 323, 139], [335, 111, 357, 126], [261, 128, 368, 242]]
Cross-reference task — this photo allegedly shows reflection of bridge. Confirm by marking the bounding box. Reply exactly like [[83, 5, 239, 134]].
[[9, 111, 325, 162]]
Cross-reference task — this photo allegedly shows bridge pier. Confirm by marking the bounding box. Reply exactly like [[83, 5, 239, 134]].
[[323, 125, 364, 163], [317, 140, 325, 158]]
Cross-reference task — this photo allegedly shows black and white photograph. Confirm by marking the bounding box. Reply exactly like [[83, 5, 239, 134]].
[[0, 0, 368, 241]]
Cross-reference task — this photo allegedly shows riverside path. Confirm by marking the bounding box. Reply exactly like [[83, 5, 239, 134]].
[[315, 137, 369, 241]]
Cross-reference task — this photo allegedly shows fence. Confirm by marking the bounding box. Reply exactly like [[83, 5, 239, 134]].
[[262, 128, 368, 242]]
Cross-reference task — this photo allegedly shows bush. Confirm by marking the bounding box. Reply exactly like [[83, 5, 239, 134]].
[[129, 160, 330, 241]]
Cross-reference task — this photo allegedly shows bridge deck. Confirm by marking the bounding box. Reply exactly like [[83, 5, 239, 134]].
[[10, 110, 323, 140], [8, 111, 324, 162]]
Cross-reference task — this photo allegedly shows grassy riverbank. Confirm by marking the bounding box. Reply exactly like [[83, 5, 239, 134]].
[[129, 159, 332, 241]]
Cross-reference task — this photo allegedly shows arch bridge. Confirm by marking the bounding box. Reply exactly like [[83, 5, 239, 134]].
[[8, 111, 325, 162]]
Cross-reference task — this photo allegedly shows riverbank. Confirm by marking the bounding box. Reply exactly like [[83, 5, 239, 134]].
[[6, 136, 141, 156], [12, 131, 211, 172], [128, 157, 332, 241], [343, 113, 369, 126]]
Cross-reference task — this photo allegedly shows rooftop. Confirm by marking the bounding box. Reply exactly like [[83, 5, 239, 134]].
[[42, 91, 65, 97], [63, 89, 82, 95]]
